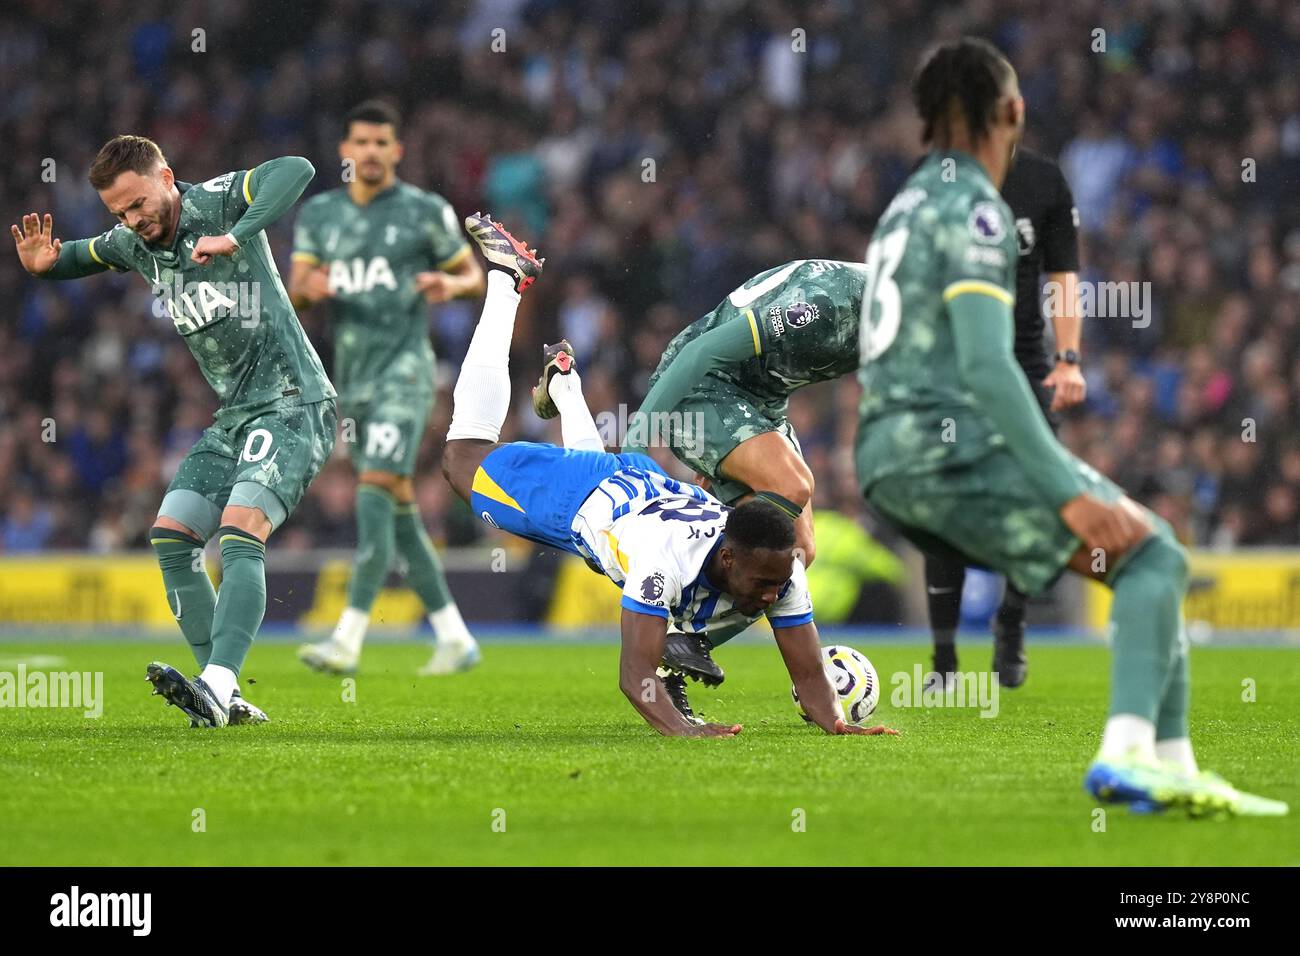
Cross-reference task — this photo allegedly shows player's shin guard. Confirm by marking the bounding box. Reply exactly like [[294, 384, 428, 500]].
[[150, 527, 216, 667], [347, 484, 397, 611], [393, 503, 454, 612], [1106, 531, 1189, 734], [208, 526, 267, 677]]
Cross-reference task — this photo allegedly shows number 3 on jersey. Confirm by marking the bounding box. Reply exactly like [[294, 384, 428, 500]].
[[860, 228, 908, 362]]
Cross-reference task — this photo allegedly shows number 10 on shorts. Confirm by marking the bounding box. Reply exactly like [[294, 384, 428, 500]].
[[242, 428, 274, 462]]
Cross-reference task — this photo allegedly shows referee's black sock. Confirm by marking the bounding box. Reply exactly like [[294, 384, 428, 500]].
[[923, 552, 965, 671], [996, 583, 1028, 630]]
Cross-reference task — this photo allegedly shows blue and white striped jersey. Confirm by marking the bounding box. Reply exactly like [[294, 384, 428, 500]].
[[570, 465, 814, 634]]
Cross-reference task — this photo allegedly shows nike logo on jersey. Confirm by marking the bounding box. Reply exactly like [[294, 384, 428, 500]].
[[729, 261, 805, 308]]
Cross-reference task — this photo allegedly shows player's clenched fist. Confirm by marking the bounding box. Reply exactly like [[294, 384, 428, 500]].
[[191, 234, 240, 264], [11, 212, 62, 275], [1060, 493, 1150, 557]]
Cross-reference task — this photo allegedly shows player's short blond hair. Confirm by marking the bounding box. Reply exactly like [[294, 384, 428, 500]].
[[88, 135, 167, 190]]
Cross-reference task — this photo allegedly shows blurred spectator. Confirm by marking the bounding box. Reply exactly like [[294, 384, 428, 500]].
[[1, 0, 1298, 551]]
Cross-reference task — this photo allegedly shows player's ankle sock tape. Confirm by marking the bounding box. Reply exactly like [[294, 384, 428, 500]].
[[752, 491, 803, 520], [150, 527, 217, 668], [208, 527, 267, 676], [393, 504, 454, 613], [347, 485, 397, 611], [1107, 533, 1189, 723]]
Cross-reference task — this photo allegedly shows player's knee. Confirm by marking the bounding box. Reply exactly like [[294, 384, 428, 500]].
[[1125, 529, 1189, 597], [152, 515, 202, 540], [359, 470, 409, 501]]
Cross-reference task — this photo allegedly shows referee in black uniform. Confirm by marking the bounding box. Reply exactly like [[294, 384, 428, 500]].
[[923, 145, 1086, 690]]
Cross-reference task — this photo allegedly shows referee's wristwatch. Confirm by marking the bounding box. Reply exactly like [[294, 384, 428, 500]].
[[1054, 349, 1081, 365]]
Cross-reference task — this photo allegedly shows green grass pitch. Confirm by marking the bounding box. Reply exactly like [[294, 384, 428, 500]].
[[0, 636, 1296, 866]]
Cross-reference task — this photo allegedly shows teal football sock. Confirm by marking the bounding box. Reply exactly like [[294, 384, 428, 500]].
[[208, 527, 267, 676], [1156, 625, 1191, 742], [347, 483, 397, 612], [150, 527, 216, 668], [1107, 529, 1190, 724], [394, 503, 453, 613]]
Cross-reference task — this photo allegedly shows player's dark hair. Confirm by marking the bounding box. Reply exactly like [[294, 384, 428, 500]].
[[344, 99, 402, 139], [913, 37, 1015, 147], [724, 500, 796, 553], [88, 135, 167, 190]]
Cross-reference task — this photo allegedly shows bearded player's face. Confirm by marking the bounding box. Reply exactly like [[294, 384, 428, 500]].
[[98, 167, 176, 245], [341, 121, 402, 185]]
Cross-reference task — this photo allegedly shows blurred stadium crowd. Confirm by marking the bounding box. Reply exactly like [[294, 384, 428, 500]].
[[3, 0, 1300, 554]]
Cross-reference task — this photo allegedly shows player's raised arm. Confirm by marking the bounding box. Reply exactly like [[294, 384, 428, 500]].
[[624, 314, 758, 453], [11, 213, 112, 279], [619, 608, 740, 737], [941, 202, 1081, 501], [191, 156, 316, 264], [947, 278, 1144, 553]]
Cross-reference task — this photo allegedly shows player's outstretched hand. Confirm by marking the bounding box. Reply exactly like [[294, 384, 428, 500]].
[[1060, 493, 1149, 557], [690, 722, 743, 738], [833, 718, 899, 736], [191, 234, 240, 264], [11, 213, 62, 275]]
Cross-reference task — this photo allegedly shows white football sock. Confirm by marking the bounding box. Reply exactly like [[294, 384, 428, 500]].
[[1098, 714, 1157, 762], [332, 606, 370, 656], [447, 269, 521, 442], [199, 663, 238, 708], [429, 603, 474, 648], [548, 371, 605, 452], [1155, 736, 1199, 774]]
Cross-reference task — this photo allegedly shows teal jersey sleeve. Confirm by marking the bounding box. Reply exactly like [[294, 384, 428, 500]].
[[39, 224, 132, 279], [291, 197, 323, 264], [943, 193, 1084, 509], [939, 193, 1017, 300], [425, 192, 470, 270], [226, 157, 315, 245], [627, 315, 759, 452]]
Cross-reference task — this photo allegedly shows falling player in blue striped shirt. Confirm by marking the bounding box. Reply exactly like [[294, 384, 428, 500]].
[[440, 214, 898, 738]]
